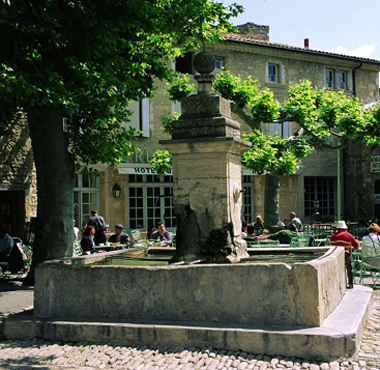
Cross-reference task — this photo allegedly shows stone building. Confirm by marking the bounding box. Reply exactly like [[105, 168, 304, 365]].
[[2, 22, 380, 236], [0, 116, 37, 237]]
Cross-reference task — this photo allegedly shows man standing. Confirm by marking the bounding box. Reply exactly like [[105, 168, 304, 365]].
[[330, 220, 359, 289], [108, 224, 130, 248], [88, 210, 107, 245], [151, 221, 172, 245]]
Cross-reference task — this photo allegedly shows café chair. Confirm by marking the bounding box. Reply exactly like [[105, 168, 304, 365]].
[[359, 242, 380, 287]]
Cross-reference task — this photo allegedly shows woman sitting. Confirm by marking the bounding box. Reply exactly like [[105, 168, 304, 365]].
[[253, 215, 265, 235], [81, 226, 97, 254]]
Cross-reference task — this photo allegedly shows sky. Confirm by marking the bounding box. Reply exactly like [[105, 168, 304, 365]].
[[222, 0, 380, 60]]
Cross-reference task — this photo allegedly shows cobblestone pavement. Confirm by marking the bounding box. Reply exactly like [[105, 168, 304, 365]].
[[0, 283, 379, 370]]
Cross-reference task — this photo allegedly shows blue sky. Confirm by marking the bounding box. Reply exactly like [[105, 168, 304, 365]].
[[222, 0, 380, 60]]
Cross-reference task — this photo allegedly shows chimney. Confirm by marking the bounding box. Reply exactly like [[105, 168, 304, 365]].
[[304, 38, 309, 50]]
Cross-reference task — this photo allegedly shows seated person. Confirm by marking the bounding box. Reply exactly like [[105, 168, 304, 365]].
[[362, 223, 380, 246], [81, 222, 88, 238], [255, 223, 298, 244], [0, 226, 13, 272], [80, 226, 97, 254], [253, 215, 265, 234], [242, 221, 249, 237], [151, 221, 172, 245], [246, 224, 255, 237], [108, 224, 129, 249], [284, 211, 302, 231]]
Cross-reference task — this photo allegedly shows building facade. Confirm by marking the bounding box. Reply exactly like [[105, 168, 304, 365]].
[[2, 22, 380, 236]]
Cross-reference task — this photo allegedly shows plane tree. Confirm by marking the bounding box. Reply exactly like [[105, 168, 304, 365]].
[[0, 0, 242, 280], [152, 73, 380, 227]]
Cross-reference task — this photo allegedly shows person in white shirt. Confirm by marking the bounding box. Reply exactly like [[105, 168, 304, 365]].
[[73, 219, 80, 241], [0, 226, 13, 271], [362, 223, 380, 249]]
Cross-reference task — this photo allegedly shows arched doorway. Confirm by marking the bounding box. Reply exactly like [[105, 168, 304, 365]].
[[374, 180, 380, 219]]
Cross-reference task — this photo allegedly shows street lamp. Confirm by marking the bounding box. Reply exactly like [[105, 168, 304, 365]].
[[112, 183, 121, 198], [313, 199, 320, 211], [313, 199, 320, 223]]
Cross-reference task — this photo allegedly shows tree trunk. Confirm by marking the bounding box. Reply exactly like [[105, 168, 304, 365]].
[[264, 173, 281, 230], [25, 106, 75, 282]]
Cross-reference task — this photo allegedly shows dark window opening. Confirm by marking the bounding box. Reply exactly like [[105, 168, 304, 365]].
[[175, 53, 193, 74]]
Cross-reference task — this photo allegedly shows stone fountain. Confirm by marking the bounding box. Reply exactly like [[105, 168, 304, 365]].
[[161, 51, 250, 263], [3, 52, 373, 362]]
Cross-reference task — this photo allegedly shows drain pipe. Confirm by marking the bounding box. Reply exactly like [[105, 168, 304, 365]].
[[352, 62, 363, 97], [343, 62, 363, 218]]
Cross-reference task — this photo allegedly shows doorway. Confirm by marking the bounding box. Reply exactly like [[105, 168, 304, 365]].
[[0, 190, 25, 237], [374, 180, 380, 220]]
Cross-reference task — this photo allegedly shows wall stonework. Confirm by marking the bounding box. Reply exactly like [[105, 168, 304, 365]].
[[0, 116, 37, 234], [236, 23, 270, 41]]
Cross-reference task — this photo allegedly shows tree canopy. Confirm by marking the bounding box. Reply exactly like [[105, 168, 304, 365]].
[[0, 0, 243, 169], [0, 0, 243, 278]]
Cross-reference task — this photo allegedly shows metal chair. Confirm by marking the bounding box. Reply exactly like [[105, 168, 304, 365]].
[[359, 241, 380, 288], [243, 238, 257, 247], [73, 243, 84, 256], [257, 239, 280, 248], [290, 236, 308, 248]]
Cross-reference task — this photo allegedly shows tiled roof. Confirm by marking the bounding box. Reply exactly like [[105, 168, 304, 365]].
[[222, 32, 380, 65]]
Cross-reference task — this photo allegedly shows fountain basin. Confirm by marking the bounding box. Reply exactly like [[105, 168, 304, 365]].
[[33, 246, 345, 327], [3, 246, 373, 361]]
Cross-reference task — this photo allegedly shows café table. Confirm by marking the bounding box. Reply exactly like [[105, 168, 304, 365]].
[[93, 243, 126, 251]]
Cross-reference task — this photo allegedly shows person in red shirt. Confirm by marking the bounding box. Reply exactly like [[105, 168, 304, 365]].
[[330, 220, 359, 288]]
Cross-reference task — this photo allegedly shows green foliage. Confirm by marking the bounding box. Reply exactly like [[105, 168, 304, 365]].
[[214, 72, 280, 123], [160, 112, 182, 136], [159, 73, 380, 179], [150, 150, 173, 176], [242, 130, 313, 176], [214, 71, 259, 108], [283, 80, 377, 147], [166, 75, 195, 102], [0, 0, 242, 170]]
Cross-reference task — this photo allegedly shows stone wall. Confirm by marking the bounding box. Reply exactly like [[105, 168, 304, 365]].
[[34, 247, 346, 327], [0, 116, 37, 234], [236, 23, 270, 41]]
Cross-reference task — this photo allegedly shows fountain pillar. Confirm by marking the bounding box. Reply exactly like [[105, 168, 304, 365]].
[[161, 52, 251, 262]]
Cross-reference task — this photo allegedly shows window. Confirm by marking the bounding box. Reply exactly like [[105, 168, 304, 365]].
[[175, 52, 193, 74], [128, 175, 175, 230], [74, 174, 100, 223], [126, 99, 150, 138], [214, 57, 224, 70], [174, 100, 181, 115], [326, 70, 334, 89], [325, 69, 348, 91], [304, 177, 335, 217], [268, 64, 279, 83], [268, 121, 291, 138], [338, 72, 347, 90], [242, 175, 255, 222]]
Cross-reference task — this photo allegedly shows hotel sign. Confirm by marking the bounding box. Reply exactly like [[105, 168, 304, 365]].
[[371, 155, 380, 173], [117, 164, 172, 176]]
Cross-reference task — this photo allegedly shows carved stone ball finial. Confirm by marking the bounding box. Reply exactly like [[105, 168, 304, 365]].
[[193, 51, 216, 75]]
